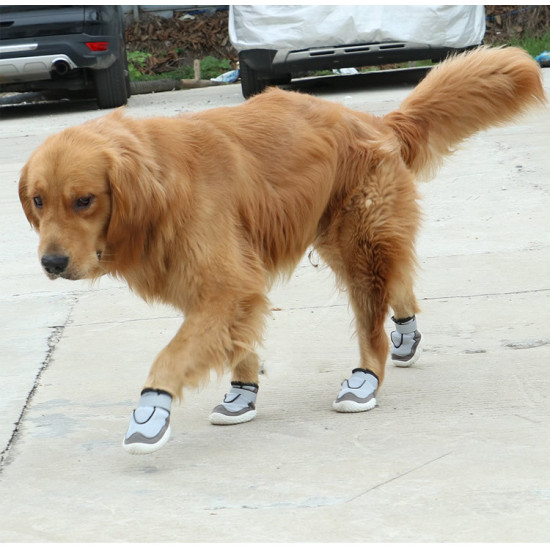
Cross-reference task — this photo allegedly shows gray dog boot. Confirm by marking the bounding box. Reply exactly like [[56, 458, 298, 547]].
[[209, 382, 258, 425], [390, 315, 423, 367], [123, 389, 172, 454]]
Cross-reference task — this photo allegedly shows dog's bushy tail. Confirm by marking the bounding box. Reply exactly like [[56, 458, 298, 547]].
[[384, 46, 546, 179]]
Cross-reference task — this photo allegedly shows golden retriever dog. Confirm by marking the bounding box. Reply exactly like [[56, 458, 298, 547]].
[[19, 47, 545, 454]]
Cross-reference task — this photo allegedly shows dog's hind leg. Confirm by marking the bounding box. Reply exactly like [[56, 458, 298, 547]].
[[389, 271, 423, 368], [331, 250, 391, 413], [316, 213, 393, 413], [320, 164, 420, 412], [389, 267, 419, 320]]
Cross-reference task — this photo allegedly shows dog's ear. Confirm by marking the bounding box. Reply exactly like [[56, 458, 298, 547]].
[[106, 144, 168, 269], [18, 163, 40, 230]]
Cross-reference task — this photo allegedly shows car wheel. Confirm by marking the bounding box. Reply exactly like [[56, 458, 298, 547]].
[[94, 46, 128, 108], [239, 56, 268, 99]]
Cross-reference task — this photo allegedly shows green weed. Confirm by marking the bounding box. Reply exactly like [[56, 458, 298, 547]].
[[506, 31, 550, 57], [127, 50, 152, 80], [127, 52, 233, 82]]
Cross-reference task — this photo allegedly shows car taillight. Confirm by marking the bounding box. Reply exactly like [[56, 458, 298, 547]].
[[85, 42, 109, 52]]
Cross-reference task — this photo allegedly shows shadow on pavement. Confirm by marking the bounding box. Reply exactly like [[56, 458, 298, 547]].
[[0, 92, 100, 119]]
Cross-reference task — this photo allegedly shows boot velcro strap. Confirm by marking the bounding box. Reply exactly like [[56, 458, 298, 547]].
[[351, 368, 379, 383], [139, 390, 173, 411], [392, 315, 417, 334], [231, 381, 259, 391], [226, 386, 258, 404]]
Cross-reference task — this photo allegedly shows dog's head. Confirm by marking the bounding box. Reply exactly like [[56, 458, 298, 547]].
[[19, 112, 167, 280]]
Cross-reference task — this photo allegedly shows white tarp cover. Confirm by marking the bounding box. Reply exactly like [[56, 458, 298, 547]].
[[229, 5, 486, 52]]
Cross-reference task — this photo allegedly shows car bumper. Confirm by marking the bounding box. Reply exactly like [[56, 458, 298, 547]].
[[0, 34, 117, 83], [240, 42, 479, 75]]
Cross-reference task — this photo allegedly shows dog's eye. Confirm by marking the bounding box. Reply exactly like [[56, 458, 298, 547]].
[[33, 196, 43, 209], [74, 195, 94, 210]]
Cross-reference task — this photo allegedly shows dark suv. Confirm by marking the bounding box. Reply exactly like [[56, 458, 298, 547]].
[[0, 5, 130, 108]]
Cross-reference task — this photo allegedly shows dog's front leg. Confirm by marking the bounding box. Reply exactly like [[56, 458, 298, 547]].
[[147, 310, 235, 397], [122, 310, 235, 454], [122, 292, 268, 454]]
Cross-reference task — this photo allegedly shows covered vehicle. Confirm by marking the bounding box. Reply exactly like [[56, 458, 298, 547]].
[[0, 5, 130, 108], [229, 5, 486, 98]]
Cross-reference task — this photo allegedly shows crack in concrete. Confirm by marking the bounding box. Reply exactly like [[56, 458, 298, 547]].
[[274, 287, 550, 312], [421, 287, 550, 302], [207, 451, 453, 512], [345, 450, 453, 503], [0, 295, 79, 471]]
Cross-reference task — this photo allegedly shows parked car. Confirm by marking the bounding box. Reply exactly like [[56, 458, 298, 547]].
[[0, 5, 130, 108], [229, 5, 486, 98]]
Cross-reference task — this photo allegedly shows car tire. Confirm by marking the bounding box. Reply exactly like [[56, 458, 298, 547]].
[[94, 45, 129, 108], [239, 56, 268, 99]]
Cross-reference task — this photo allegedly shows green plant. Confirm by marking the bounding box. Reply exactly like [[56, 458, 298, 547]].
[[507, 30, 550, 57], [199, 56, 232, 79], [127, 52, 234, 82], [127, 50, 152, 81]]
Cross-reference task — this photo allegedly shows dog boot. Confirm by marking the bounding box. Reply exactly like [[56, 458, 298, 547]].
[[333, 369, 378, 413], [391, 315, 423, 367], [209, 382, 258, 425], [123, 389, 172, 454]]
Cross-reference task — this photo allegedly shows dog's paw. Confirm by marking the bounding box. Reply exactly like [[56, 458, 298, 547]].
[[333, 369, 378, 413], [209, 382, 258, 425], [391, 316, 423, 368], [123, 390, 172, 454]]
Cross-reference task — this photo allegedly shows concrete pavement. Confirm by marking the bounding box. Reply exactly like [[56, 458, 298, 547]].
[[0, 69, 549, 542]]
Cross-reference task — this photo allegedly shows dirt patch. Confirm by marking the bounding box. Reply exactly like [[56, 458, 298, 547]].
[[125, 8, 237, 76], [485, 5, 550, 44]]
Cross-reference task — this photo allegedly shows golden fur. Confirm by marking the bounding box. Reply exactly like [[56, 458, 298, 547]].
[[19, 47, 545, 400]]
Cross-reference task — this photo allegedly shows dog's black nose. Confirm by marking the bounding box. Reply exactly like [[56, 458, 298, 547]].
[[41, 254, 69, 275]]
